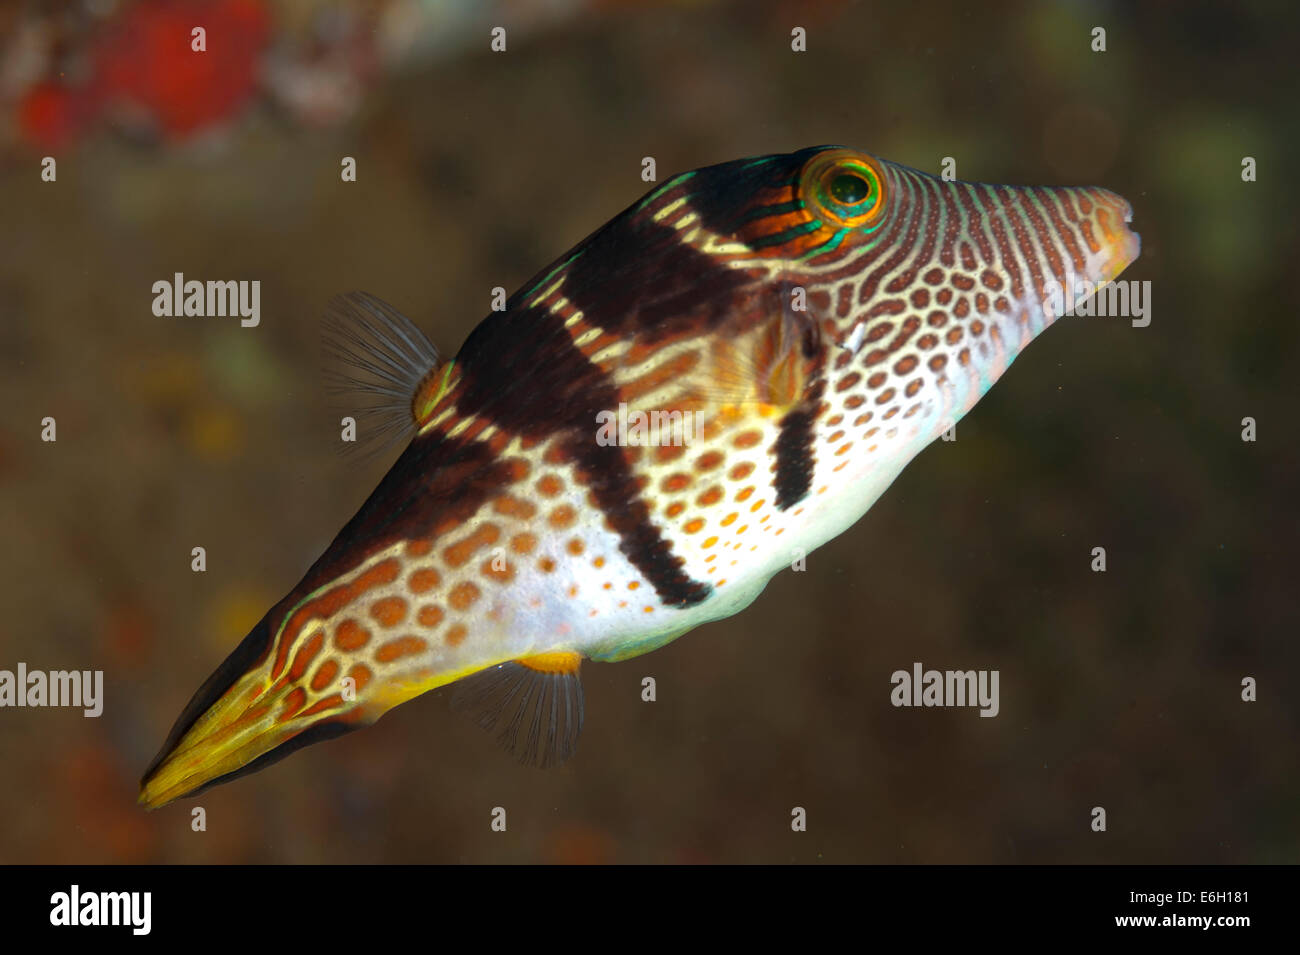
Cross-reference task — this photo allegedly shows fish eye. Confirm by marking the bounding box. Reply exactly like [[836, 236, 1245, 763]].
[[829, 172, 870, 205], [804, 151, 886, 227]]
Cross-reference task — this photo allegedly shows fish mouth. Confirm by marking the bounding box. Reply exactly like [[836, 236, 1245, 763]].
[[1094, 191, 1141, 284]]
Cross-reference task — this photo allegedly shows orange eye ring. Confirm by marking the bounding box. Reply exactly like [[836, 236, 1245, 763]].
[[802, 149, 887, 229]]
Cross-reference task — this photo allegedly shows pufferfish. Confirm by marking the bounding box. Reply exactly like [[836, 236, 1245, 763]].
[[139, 145, 1140, 808]]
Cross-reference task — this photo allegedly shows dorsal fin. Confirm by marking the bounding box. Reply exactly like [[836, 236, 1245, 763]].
[[321, 292, 444, 460], [450, 652, 584, 768]]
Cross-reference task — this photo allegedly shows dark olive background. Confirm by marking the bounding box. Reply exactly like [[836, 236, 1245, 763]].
[[0, 0, 1296, 863]]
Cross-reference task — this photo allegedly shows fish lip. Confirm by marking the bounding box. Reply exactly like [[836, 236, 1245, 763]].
[[1122, 198, 1140, 251], [1103, 195, 1141, 279]]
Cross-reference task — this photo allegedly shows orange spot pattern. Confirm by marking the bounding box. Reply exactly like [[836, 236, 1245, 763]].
[[375, 635, 428, 663], [511, 533, 537, 554], [449, 581, 481, 611], [370, 596, 408, 628], [409, 568, 440, 593], [272, 558, 400, 680], [483, 558, 515, 583], [443, 524, 501, 568], [548, 505, 577, 529], [310, 659, 339, 693], [335, 618, 370, 652], [348, 664, 371, 694]]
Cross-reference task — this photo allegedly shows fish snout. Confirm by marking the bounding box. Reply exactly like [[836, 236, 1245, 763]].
[[1091, 188, 1141, 285], [1030, 186, 1141, 323]]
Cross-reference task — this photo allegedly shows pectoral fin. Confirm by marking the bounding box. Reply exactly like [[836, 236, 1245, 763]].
[[612, 280, 824, 422]]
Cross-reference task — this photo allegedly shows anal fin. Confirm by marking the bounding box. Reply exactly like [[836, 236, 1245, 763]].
[[450, 652, 584, 769]]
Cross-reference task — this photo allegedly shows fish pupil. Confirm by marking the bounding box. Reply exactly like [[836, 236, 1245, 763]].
[[830, 172, 870, 204]]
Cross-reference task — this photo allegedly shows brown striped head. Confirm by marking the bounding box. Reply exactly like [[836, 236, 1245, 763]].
[[492, 145, 1140, 525], [661, 145, 1141, 478], [682, 145, 1140, 387]]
